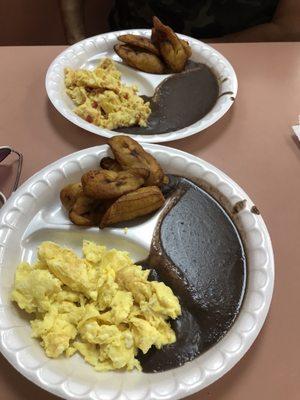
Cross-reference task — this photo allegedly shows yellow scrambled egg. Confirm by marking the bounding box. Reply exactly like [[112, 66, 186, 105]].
[[64, 58, 151, 130], [11, 241, 181, 371]]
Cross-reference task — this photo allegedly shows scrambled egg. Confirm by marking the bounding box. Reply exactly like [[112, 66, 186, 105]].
[[11, 241, 181, 371], [64, 58, 151, 130]]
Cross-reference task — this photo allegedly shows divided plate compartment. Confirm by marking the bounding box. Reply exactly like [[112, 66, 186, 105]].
[[46, 29, 238, 143], [0, 144, 274, 400]]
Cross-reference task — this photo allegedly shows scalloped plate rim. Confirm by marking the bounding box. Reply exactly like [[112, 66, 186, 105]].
[[0, 144, 274, 400], [45, 29, 238, 143]]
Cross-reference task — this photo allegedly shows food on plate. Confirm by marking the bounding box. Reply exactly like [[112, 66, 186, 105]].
[[151, 28, 190, 55], [60, 183, 107, 226], [114, 44, 165, 74], [180, 39, 193, 58], [64, 58, 151, 129], [60, 183, 84, 211], [100, 186, 165, 228], [108, 136, 164, 186], [117, 65, 219, 135], [114, 17, 191, 73], [135, 175, 247, 372], [100, 156, 122, 172], [152, 16, 190, 72], [81, 169, 146, 200], [11, 241, 181, 371], [117, 34, 160, 55], [60, 136, 166, 228], [69, 196, 106, 226]]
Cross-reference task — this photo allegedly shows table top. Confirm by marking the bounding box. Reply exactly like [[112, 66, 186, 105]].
[[0, 43, 299, 400]]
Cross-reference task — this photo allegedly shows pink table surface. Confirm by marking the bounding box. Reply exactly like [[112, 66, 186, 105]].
[[0, 43, 300, 400]]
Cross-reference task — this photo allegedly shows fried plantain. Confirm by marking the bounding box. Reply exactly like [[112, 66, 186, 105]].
[[99, 156, 149, 181], [81, 169, 145, 199], [69, 209, 95, 226], [108, 135, 164, 186], [151, 27, 159, 47], [152, 28, 191, 58], [69, 195, 112, 226], [100, 157, 122, 172], [60, 183, 83, 211], [181, 39, 192, 58], [69, 195, 99, 226], [118, 34, 160, 55], [152, 16, 189, 72], [114, 44, 165, 74], [71, 195, 97, 215], [100, 186, 165, 228]]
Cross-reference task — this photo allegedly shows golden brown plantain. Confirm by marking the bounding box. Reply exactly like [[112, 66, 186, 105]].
[[69, 196, 111, 226], [81, 169, 145, 199], [152, 28, 191, 59], [180, 39, 192, 58], [60, 183, 83, 211], [114, 44, 165, 74], [151, 27, 159, 47], [69, 195, 99, 226], [118, 34, 160, 55], [100, 186, 165, 228], [108, 135, 164, 186], [152, 16, 189, 72], [100, 157, 149, 180], [100, 157, 122, 172], [72, 195, 97, 215], [69, 210, 95, 226]]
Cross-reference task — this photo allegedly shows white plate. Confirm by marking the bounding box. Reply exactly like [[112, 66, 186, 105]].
[[0, 145, 274, 400], [46, 29, 238, 143]]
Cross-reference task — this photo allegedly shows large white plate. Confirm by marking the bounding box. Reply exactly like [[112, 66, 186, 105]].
[[0, 144, 274, 400], [46, 30, 237, 143]]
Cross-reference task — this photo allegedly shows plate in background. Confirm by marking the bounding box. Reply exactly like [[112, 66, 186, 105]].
[[46, 30, 237, 143]]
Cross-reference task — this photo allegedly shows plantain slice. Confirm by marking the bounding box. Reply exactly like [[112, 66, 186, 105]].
[[71, 195, 97, 215], [151, 27, 191, 58], [69, 195, 99, 226], [108, 135, 164, 186], [100, 186, 165, 228], [151, 27, 160, 48], [152, 16, 189, 72], [69, 210, 95, 226], [100, 157, 122, 172], [100, 156, 149, 180], [81, 169, 145, 199], [69, 195, 112, 226], [114, 44, 165, 74], [118, 34, 160, 55], [60, 183, 83, 211], [181, 39, 192, 58]]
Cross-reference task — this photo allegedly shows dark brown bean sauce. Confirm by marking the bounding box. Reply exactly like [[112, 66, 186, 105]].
[[138, 176, 247, 372], [115, 62, 219, 135]]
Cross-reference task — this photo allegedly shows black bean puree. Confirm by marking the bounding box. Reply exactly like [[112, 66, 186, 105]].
[[138, 176, 247, 372], [115, 62, 219, 135]]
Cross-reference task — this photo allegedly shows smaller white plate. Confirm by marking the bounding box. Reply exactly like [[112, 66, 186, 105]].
[[46, 29, 238, 143]]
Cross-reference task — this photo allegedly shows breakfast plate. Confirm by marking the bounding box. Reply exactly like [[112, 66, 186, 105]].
[[0, 144, 273, 399], [46, 29, 237, 143]]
